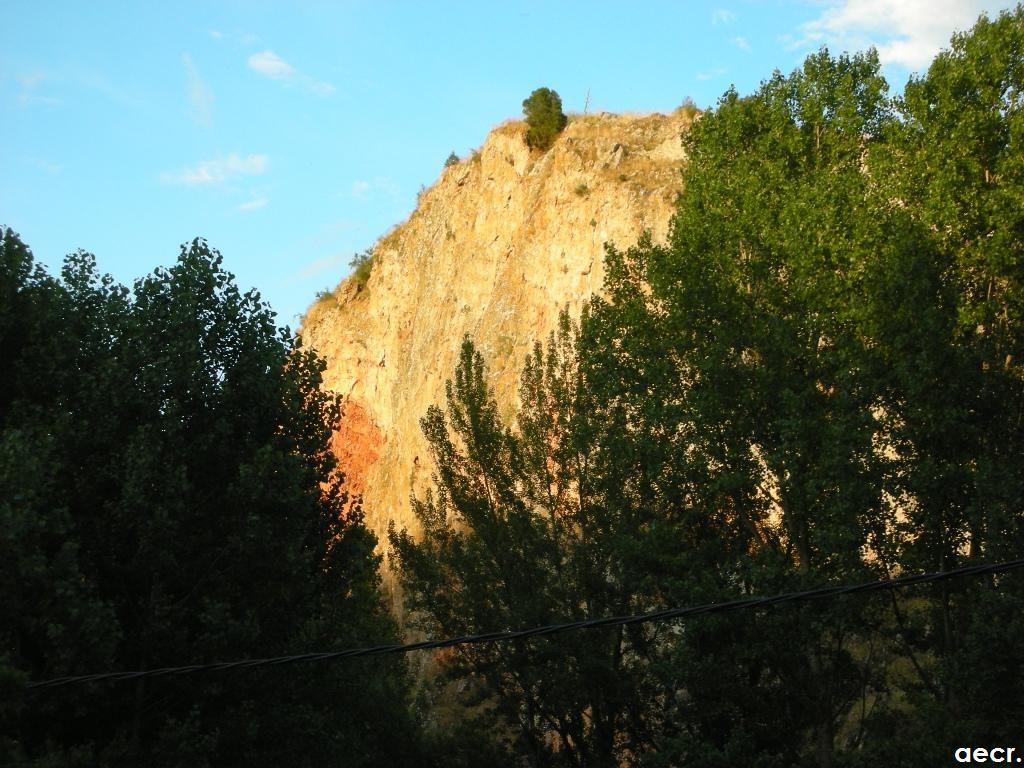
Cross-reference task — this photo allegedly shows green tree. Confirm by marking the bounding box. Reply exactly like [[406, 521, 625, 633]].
[[1, 232, 424, 767], [393, 314, 685, 767], [522, 87, 568, 151], [856, 7, 1024, 756], [587, 16, 1024, 764], [350, 247, 374, 288], [398, 47, 902, 766], [606, 48, 896, 766], [444, 151, 460, 168], [394, 16, 1024, 763]]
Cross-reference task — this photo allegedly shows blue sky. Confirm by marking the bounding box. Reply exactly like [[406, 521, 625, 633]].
[[1, 1, 1014, 328]]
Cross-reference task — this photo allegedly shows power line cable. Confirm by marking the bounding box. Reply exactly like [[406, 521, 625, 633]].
[[25, 557, 1024, 691]]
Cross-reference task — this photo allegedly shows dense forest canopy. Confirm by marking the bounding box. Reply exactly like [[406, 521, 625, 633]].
[[4, 6, 1024, 767], [0, 237, 426, 766]]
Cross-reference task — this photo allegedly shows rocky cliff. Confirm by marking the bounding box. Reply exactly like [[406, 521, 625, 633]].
[[300, 110, 692, 576]]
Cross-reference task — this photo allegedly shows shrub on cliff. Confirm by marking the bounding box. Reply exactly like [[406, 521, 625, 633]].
[[350, 247, 374, 288], [522, 87, 567, 151], [678, 95, 699, 119]]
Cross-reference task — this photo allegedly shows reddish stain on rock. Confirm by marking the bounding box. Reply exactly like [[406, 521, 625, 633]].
[[330, 398, 384, 506]]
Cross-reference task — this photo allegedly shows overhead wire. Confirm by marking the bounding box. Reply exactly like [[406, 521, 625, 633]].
[[25, 557, 1024, 691]]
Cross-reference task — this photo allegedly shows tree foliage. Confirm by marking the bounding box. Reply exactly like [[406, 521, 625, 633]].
[[350, 247, 375, 289], [395, 9, 1024, 766], [0, 233, 424, 766], [394, 314, 681, 766], [4, 7, 1024, 767], [864, 7, 1024, 751], [522, 87, 568, 152]]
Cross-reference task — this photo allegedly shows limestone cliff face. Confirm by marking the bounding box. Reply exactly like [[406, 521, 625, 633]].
[[300, 111, 691, 558]]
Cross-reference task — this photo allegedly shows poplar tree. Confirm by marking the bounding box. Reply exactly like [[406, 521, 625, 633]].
[[397, 11, 1024, 764], [1, 233, 424, 767]]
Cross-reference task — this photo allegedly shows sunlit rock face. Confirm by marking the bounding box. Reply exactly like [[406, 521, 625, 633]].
[[300, 110, 691, 591]]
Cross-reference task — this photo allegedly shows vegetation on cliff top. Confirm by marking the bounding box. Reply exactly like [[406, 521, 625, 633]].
[[522, 86, 568, 151], [349, 247, 375, 288]]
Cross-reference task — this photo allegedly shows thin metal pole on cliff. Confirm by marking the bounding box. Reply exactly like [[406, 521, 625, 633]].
[[583, 88, 590, 115]]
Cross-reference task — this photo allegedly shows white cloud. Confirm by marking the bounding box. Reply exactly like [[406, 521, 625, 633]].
[[349, 177, 398, 200], [17, 72, 47, 89], [798, 0, 989, 69], [696, 67, 728, 82], [161, 153, 268, 185], [732, 36, 751, 51], [238, 196, 268, 211], [210, 29, 260, 45], [248, 50, 295, 79], [13, 68, 137, 109], [182, 53, 213, 126], [15, 71, 61, 107], [18, 92, 62, 107], [291, 253, 347, 282], [712, 8, 737, 25], [75, 70, 138, 106], [305, 79, 336, 96], [27, 157, 62, 175], [247, 49, 335, 94]]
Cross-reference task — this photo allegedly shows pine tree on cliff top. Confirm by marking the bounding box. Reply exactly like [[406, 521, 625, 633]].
[[522, 87, 568, 151]]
